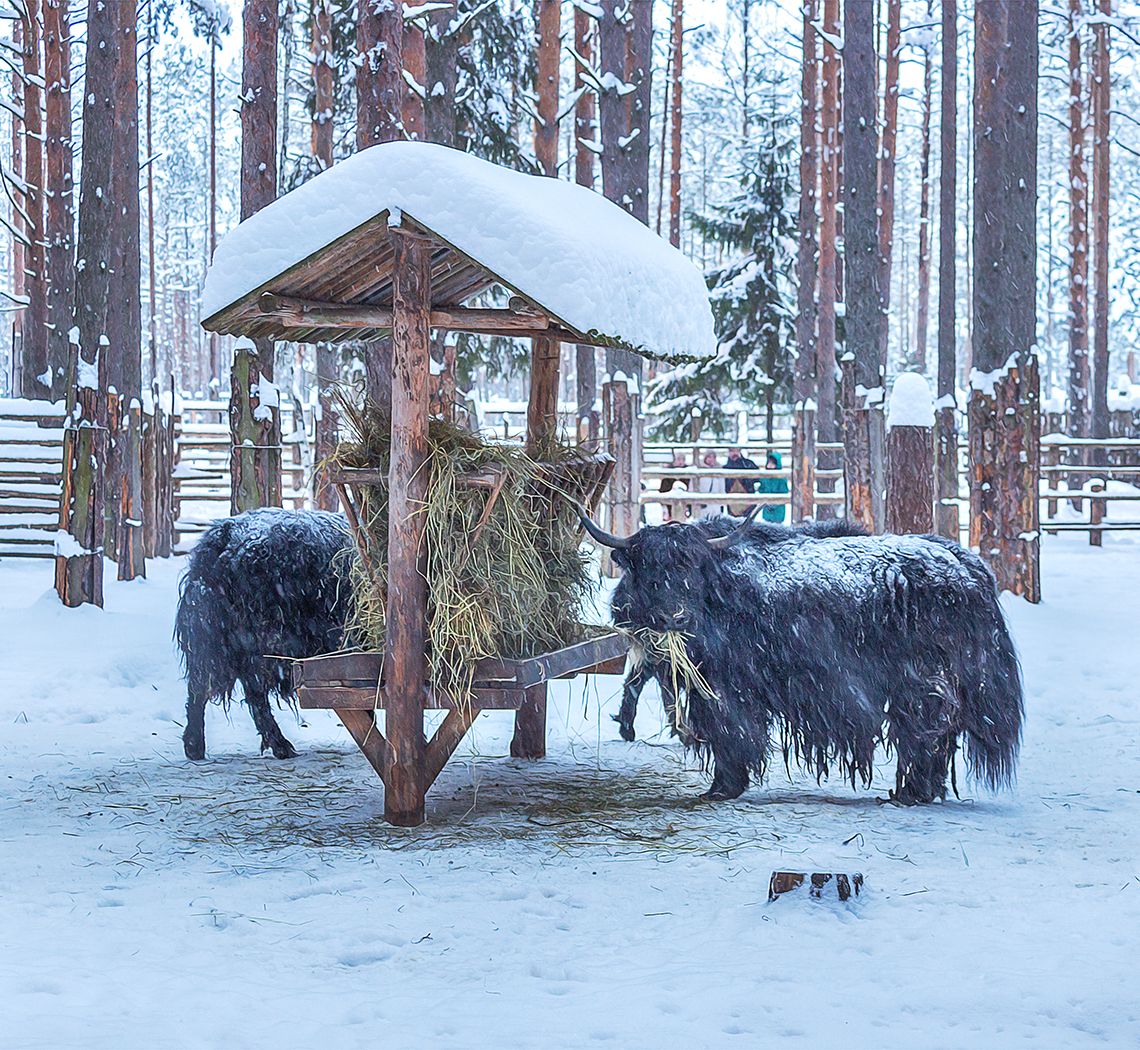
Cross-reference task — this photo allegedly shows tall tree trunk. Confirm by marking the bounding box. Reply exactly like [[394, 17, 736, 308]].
[[574, 5, 598, 446], [9, 18, 25, 377], [233, 0, 281, 514], [934, 0, 959, 540], [208, 37, 218, 387], [816, 0, 841, 519], [668, 0, 683, 248], [357, 0, 403, 406], [311, 0, 339, 510], [1067, 0, 1090, 439], [1089, 0, 1111, 440], [144, 0, 157, 386], [43, 0, 72, 402], [914, 12, 933, 374], [876, 0, 901, 373], [599, 0, 652, 383], [528, 0, 561, 454], [842, 0, 884, 532], [18, 0, 47, 398], [403, 16, 426, 140], [970, 0, 1040, 601], [792, 0, 819, 524], [424, 8, 458, 147]]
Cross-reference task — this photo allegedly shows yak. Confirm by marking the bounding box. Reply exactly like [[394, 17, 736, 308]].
[[581, 508, 1023, 805], [174, 508, 356, 761]]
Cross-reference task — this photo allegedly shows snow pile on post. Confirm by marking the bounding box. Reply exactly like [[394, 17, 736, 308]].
[[201, 141, 717, 361], [887, 372, 934, 428]]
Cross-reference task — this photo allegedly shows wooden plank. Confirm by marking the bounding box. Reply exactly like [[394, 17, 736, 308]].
[[336, 709, 388, 783], [297, 685, 525, 710]]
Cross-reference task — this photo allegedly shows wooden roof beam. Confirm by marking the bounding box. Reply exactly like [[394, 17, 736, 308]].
[[256, 292, 586, 341]]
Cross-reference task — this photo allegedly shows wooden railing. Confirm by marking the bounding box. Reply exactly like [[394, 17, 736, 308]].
[[0, 399, 65, 559], [1040, 436, 1140, 544]]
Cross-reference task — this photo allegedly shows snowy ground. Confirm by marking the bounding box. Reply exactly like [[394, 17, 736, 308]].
[[2, 538, 1139, 1049]]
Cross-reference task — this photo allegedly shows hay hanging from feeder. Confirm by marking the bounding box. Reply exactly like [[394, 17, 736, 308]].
[[330, 397, 599, 697]]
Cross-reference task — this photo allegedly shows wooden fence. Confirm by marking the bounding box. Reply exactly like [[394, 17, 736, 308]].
[[1040, 435, 1140, 543], [0, 399, 64, 558]]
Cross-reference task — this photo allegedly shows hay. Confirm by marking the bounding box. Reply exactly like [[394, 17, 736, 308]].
[[624, 627, 719, 738], [330, 396, 597, 696]]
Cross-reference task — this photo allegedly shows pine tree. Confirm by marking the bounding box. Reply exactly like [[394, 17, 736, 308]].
[[648, 109, 797, 441]]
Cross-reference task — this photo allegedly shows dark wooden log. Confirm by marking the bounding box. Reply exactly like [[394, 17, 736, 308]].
[[383, 229, 431, 826], [887, 425, 934, 535], [510, 683, 548, 760]]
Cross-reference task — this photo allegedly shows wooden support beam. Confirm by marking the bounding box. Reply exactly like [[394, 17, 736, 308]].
[[510, 683, 548, 760], [383, 229, 431, 826], [337, 709, 389, 782], [424, 706, 481, 787]]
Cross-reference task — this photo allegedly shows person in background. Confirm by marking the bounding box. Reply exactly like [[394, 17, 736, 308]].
[[758, 451, 789, 523], [693, 449, 725, 518], [660, 450, 688, 521], [724, 446, 760, 516]]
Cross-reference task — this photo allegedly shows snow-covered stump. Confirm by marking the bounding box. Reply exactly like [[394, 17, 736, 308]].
[[229, 339, 283, 513], [886, 373, 934, 535]]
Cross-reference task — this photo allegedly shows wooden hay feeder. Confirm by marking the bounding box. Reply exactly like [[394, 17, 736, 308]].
[[768, 871, 865, 903], [200, 142, 716, 825]]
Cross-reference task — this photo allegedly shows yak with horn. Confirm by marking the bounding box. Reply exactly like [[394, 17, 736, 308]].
[[580, 507, 1023, 804]]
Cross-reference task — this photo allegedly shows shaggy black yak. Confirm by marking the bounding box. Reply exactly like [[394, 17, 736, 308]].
[[174, 509, 355, 760], [582, 508, 1023, 805]]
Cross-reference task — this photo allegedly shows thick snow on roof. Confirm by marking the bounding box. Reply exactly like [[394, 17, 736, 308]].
[[202, 141, 716, 360]]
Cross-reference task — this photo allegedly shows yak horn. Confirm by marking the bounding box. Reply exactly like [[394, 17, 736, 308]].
[[707, 505, 761, 549], [575, 504, 632, 549]]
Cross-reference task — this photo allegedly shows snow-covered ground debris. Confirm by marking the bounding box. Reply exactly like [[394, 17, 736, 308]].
[[2, 539, 1139, 1048]]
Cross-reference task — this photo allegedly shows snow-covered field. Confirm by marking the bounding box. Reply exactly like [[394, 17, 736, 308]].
[[2, 539, 1138, 1049]]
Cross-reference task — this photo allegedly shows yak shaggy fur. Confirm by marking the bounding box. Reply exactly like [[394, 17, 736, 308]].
[[174, 509, 356, 760], [609, 516, 1024, 804]]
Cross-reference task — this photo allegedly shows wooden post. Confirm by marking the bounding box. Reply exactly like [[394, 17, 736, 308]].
[[602, 378, 639, 576], [156, 394, 173, 558], [382, 228, 431, 827], [141, 385, 157, 557], [527, 336, 560, 456], [510, 683, 548, 760], [886, 375, 935, 535], [1045, 443, 1060, 518], [56, 379, 105, 608], [1089, 478, 1105, 546], [117, 400, 146, 580], [791, 403, 816, 522], [229, 340, 283, 513]]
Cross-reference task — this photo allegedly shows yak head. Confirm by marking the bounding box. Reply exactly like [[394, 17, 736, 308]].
[[577, 507, 758, 634]]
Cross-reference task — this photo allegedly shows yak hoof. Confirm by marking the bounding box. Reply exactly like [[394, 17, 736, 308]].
[[264, 737, 298, 760], [183, 733, 206, 762], [700, 781, 747, 802], [612, 714, 636, 742]]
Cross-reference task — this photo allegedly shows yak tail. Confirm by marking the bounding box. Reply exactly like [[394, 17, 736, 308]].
[[957, 592, 1024, 791]]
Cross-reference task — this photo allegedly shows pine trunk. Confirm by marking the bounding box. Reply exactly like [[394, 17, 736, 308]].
[[816, 0, 841, 518], [403, 17, 426, 140], [876, 0, 901, 372], [915, 21, 933, 374], [1089, 0, 1110, 441], [934, 0, 960, 540], [841, 0, 883, 533], [233, 0, 281, 513], [528, 0, 561, 454], [574, 6, 598, 446], [43, 0, 72, 402], [792, 0, 819, 524], [311, 0, 334, 167], [18, 0, 47, 398], [668, 0, 683, 248], [970, 0, 1040, 602], [1067, 0, 1090, 439], [357, 0, 403, 409]]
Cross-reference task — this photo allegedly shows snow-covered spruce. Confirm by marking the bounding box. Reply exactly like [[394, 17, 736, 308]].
[[174, 509, 356, 760], [585, 512, 1024, 804]]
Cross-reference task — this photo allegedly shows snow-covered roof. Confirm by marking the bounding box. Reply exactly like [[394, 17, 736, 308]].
[[201, 141, 716, 361]]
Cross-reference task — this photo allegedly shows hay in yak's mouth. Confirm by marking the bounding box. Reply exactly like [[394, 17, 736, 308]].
[[329, 395, 599, 698], [624, 627, 718, 738]]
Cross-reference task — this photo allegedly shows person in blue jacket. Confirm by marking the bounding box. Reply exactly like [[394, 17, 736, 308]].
[[759, 451, 789, 523]]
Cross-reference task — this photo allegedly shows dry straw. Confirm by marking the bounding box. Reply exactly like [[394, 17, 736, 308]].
[[330, 396, 598, 697]]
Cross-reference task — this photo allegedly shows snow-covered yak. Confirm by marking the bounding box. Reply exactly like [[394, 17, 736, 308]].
[[174, 508, 356, 760], [580, 508, 1023, 804]]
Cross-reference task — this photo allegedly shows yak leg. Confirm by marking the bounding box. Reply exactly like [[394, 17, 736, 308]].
[[614, 661, 654, 741], [242, 676, 298, 759], [891, 730, 954, 805], [183, 676, 210, 761], [701, 723, 751, 802]]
